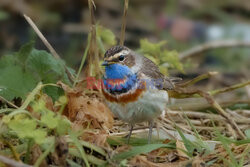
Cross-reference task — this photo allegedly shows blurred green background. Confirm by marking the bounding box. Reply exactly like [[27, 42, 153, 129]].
[[0, 0, 250, 84]]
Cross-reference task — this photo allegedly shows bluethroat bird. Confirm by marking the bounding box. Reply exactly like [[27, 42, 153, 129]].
[[102, 45, 175, 143]]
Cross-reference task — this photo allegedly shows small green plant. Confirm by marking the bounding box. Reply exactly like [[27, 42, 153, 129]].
[[0, 83, 107, 166], [214, 126, 250, 167], [0, 42, 74, 102], [138, 39, 184, 75]]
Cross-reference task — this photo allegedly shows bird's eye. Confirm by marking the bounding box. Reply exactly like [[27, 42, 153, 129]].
[[118, 55, 125, 61]]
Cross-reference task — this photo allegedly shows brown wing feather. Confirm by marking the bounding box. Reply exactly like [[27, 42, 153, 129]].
[[139, 56, 174, 90]]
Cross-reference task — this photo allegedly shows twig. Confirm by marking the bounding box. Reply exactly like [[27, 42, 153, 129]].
[[167, 110, 225, 121], [0, 96, 18, 108], [210, 80, 250, 96], [23, 14, 60, 59], [86, 0, 101, 77], [120, 0, 129, 46], [169, 80, 250, 99], [172, 87, 246, 139], [179, 40, 250, 59], [200, 91, 246, 139], [0, 155, 32, 167], [169, 98, 250, 111], [177, 71, 218, 87], [167, 110, 250, 124], [23, 14, 74, 83]]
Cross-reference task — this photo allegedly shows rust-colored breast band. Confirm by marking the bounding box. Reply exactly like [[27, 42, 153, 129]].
[[102, 81, 146, 104]]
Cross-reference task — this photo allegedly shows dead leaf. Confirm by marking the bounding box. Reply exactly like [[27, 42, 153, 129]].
[[192, 156, 206, 167], [130, 155, 159, 167], [81, 131, 109, 148], [176, 140, 189, 158], [59, 82, 114, 130]]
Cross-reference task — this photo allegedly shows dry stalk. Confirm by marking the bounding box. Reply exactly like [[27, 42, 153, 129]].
[[169, 80, 250, 99], [23, 14, 74, 83], [86, 0, 101, 77], [120, 0, 129, 46], [0, 96, 18, 108], [171, 87, 246, 139], [176, 71, 218, 87], [210, 80, 250, 96], [167, 110, 250, 124], [0, 155, 32, 167]]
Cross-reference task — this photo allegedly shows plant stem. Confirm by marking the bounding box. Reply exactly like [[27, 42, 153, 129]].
[[24, 139, 33, 164], [0, 155, 32, 167], [210, 80, 250, 96], [177, 72, 218, 87], [23, 14, 74, 83], [73, 35, 91, 87], [69, 132, 90, 167], [34, 138, 55, 167], [120, 0, 129, 46]]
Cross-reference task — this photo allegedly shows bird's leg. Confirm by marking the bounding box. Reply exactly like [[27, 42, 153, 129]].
[[148, 121, 154, 144], [126, 124, 133, 144]]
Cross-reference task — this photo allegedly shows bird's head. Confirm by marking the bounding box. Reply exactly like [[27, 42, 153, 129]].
[[102, 46, 137, 79]]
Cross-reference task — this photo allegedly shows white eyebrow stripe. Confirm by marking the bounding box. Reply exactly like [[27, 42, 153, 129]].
[[105, 50, 130, 61], [113, 50, 129, 58]]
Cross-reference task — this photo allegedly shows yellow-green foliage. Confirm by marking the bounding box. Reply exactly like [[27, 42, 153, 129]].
[[139, 39, 184, 75]]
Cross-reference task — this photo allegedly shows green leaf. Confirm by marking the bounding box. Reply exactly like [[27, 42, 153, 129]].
[[0, 55, 17, 70], [176, 127, 195, 157], [43, 86, 65, 102], [56, 116, 71, 135], [139, 39, 167, 57], [8, 115, 47, 144], [138, 38, 184, 74], [41, 110, 58, 129], [97, 25, 117, 46], [40, 109, 70, 135], [69, 131, 90, 167], [161, 50, 184, 73], [112, 143, 175, 161], [66, 159, 82, 167], [26, 49, 66, 82], [0, 66, 37, 100], [0, 43, 72, 101], [16, 41, 34, 63]]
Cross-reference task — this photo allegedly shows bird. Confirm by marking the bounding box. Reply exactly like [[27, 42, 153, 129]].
[[102, 45, 176, 143]]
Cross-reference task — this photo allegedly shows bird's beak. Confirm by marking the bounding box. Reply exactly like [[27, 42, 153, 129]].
[[102, 61, 115, 66], [102, 61, 109, 66]]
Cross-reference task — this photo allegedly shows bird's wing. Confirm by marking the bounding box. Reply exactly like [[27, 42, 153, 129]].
[[139, 56, 175, 90]]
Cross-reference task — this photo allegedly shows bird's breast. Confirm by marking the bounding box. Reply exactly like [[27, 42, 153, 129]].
[[102, 79, 146, 104], [103, 88, 169, 124]]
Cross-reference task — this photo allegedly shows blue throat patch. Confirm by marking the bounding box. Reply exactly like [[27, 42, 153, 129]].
[[104, 64, 137, 94]]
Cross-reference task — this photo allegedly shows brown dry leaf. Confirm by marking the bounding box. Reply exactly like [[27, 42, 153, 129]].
[[59, 82, 114, 129], [41, 94, 54, 111], [192, 156, 206, 167], [81, 131, 109, 148], [176, 140, 189, 158], [130, 155, 187, 167], [130, 155, 159, 167], [147, 148, 178, 163], [114, 145, 131, 153]]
